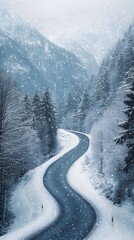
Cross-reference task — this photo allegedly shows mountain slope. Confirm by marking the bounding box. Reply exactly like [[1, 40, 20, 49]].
[[94, 24, 134, 107], [61, 40, 99, 77], [0, 7, 89, 103], [63, 23, 134, 132]]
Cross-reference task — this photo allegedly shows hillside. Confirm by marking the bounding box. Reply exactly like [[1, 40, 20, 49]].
[[0, 6, 89, 103]]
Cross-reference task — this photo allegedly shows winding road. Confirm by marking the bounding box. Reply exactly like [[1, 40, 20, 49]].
[[29, 131, 96, 240]]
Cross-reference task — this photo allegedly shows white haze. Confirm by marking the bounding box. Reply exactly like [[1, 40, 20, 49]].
[[6, 0, 134, 24], [3, 0, 134, 60]]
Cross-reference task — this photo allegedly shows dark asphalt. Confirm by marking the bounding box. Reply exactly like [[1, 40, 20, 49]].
[[29, 131, 96, 240]]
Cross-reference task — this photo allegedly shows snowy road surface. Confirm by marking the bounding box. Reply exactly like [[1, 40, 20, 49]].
[[29, 132, 96, 240], [1, 130, 133, 240]]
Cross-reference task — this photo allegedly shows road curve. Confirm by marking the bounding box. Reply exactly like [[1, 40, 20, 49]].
[[29, 131, 96, 240]]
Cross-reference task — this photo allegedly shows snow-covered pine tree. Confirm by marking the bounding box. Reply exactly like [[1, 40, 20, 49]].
[[65, 85, 82, 115], [31, 89, 57, 154], [0, 74, 42, 232], [74, 89, 90, 131], [115, 68, 134, 201], [115, 68, 134, 173], [0, 75, 22, 227], [39, 92, 49, 154], [123, 27, 134, 72], [64, 93, 74, 115], [21, 94, 34, 130], [61, 84, 83, 130], [32, 90, 42, 131], [2, 84, 41, 181], [95, 58, 110, 108], [23, 95, 31, 120], [41, 89, 57, 152]]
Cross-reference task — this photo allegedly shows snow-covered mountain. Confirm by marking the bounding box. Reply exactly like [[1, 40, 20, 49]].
[[0, 7, 89, 103], [59, 40, 99, 77], [94, 24, 134, 106], [60, 23, 134, 132], [41, 15, 126, 66], [48, 32, 106, 67]]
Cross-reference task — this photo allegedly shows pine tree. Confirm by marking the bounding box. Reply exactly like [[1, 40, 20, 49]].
[[31, 90, 57, 154], [95, 58, 110, 107], [23, 95, 31, 118], [22, 94, 33, 127], [39, 92, 49, 154], [41, 90, 57, 151], [32, 90, 42, 131], [65, 93, 74, 115], [74, 89, 90, 131], [0, 74, 41, 233], [115, 68, 134, 174]]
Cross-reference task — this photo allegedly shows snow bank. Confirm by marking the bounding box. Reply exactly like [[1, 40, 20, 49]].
[[67, 134, 134, 240], [1, 130, 133, 240], [0, 129, 79, 240], [87, 86, 134, 205]]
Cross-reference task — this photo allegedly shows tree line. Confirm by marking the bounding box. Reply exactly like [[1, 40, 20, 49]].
[[0, 73, 57, 234], [87, 24, 134, 205], [60, 24, 134, 205]]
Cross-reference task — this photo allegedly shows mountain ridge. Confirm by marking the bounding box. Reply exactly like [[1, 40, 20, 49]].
[[0, 7, 89, 103]]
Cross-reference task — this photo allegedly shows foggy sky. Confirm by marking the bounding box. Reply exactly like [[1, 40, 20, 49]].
[[7, 0, 134, 24], [4, 0, 134, 46]]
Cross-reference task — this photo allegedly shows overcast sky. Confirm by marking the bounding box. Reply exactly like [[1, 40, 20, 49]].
[[7, 0, 133, 24], [4, 0, 134, 48], [6, 0, 133, 38]]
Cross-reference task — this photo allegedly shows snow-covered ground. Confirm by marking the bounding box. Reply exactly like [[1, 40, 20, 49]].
[[1, 130, 134, 240], [68, 134, 134, 240], [0, 130, 79, 240]]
